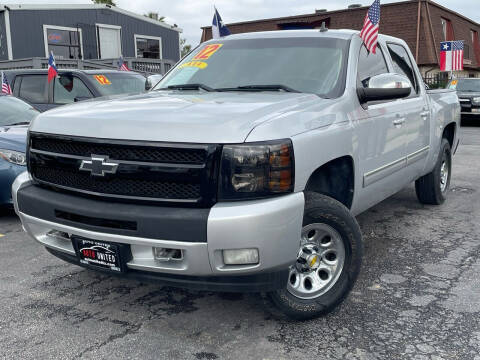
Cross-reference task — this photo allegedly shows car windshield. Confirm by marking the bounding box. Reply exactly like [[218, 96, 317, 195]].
[[0, 96, 39, 126], [154, 37, 350, 98], [449, 79, 480, 92], [89, 73, 147, 96]]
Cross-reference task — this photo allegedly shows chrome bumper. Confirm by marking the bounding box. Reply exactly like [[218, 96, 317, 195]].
[[13, 173, 304, 277]]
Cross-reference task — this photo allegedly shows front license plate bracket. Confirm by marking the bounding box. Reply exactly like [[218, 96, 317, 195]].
[[72, 236, 132, 273]]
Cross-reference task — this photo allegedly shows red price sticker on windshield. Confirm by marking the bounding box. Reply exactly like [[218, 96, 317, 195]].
[[94, 75, 111, 85], [193, 44, 223, 60]]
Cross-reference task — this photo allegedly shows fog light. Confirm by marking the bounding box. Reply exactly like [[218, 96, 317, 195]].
[[223, 249, 259, 265], [153, 247, 183, 262]]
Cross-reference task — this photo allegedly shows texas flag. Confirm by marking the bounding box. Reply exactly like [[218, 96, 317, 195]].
[[47, 52, 58, 83], [440, 41, 464, 72], [212, 7, 230, 39]]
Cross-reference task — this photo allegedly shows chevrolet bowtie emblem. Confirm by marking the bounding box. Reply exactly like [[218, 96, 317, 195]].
[[79, 155, 119, 177]]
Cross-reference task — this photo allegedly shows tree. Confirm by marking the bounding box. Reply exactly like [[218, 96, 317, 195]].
[[180, 38, 192, 58], [92, 0, 116, 5], [145, 12, 165, 22]]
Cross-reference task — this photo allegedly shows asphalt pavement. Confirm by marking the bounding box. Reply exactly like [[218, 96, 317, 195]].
[[0, 125, 479, 360]]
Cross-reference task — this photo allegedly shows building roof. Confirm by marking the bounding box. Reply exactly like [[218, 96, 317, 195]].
[[0, 4, 182, 32], [201, 0, 479, 29]]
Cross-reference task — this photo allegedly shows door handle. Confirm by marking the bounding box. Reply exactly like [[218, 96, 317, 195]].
[[393, 118, 405, 126], [420, 111, 429, 120]]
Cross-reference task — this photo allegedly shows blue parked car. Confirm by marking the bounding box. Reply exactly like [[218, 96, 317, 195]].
[[0, 94, 39, 207]]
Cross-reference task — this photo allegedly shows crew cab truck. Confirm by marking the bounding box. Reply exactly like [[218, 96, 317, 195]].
[[4, 69, 147, 112], [13, 30, 460, 320], [448, 77, 480, 119]]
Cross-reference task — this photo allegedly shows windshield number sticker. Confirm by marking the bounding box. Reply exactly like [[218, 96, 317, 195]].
[[94, 75, 111, 85], [179, 61, 208, 69], [193, 44, 223, 60]]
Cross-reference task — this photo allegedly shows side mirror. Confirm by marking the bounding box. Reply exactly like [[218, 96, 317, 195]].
[[357, 73, 412, 104], [74, 96, 91, 103], [145, 79, 152, 91]]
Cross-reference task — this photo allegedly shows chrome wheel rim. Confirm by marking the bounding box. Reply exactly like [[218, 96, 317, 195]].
[[440, 159, 449, 193], [287, 223, 346, 300]]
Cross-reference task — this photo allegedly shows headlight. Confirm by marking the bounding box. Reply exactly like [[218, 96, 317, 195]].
[[0, 149, 27, 166], [473, 97, 480, 104], [219, 140, 294, 201]]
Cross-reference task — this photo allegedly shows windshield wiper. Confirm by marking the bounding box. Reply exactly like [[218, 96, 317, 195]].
[[158, 84, 214, 92], [217, 85, 301, 93], [6, 122, 30, 126]]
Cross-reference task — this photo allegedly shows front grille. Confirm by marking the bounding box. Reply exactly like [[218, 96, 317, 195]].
[[28, 133, 220, 206], [31, 137, 206, 164]]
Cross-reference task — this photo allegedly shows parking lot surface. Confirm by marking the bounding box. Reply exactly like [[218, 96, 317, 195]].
[[0, 126, 479, 360]]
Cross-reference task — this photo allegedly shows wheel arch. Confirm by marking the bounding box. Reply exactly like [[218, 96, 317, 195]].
[[442, 122, 456, 149], [304, 156, 355, 210]]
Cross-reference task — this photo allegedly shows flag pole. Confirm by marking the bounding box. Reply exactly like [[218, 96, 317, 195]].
[[214, 6, 219, 38]]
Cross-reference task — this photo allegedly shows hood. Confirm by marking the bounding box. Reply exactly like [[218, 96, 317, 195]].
[[457, 91, 480, 98], [0, 126, 28, 152], [30, 91, 323, 143]]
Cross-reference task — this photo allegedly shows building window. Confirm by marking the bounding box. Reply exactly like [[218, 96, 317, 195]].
[[134, 35, 162, 59], [441, 18, 453, 41], [43, 25, 83, 59]]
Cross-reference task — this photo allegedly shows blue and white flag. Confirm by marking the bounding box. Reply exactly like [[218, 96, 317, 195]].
[[212, 7, 230, 39]]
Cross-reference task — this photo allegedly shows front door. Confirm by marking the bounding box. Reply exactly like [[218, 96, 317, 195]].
[[352, 44, 409, 214], [97, 25, 122, 59]]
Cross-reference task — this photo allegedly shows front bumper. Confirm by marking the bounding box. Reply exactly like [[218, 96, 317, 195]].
[[13, 172, 304, 291], [0, 159, 25, 206]]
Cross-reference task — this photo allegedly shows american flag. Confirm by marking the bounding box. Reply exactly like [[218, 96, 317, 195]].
[[117, 56, 130, 71], [47, 52, 58, 83], [360, 0, 381, 54], [1, 71, 12, 95], [451, 41, 464, 71]]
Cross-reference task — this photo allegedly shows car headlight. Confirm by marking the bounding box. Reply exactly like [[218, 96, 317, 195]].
[[0, 149, 27, 166], [473, 97, 480, 104], [219, 140, 294, 201]]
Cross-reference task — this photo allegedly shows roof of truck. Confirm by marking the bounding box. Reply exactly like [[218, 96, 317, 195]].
[[214, 29, 408, 48], [221, 29, 359, 41]]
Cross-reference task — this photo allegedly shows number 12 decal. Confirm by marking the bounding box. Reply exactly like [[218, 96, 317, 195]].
[[193, 44, 223, 60]]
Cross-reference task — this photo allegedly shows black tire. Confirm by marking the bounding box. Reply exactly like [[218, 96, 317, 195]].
[[415, 138, 452, 205], [268, 192, 363, 320]]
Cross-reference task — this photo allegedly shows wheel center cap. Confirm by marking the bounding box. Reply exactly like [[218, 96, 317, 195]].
[[306, 254, 320, 270]]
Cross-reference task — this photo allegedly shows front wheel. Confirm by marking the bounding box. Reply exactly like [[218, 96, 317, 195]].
[[268, 192, 363, 320], [415, 138, 452, 205]]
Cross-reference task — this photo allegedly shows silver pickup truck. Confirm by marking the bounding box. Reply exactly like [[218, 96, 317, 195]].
[[13, 29, 460, 320]]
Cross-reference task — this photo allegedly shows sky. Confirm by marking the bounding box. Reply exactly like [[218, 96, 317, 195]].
[[2, 0, 480, 46]]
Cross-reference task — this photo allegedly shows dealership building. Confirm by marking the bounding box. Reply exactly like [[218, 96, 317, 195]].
[[0, 4, 182, 63], [202, 0, 480, 79]]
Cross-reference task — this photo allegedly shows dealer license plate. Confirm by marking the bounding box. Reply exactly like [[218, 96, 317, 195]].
[[73, 237, 123, 273]]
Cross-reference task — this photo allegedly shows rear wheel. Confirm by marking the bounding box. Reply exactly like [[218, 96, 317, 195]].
[[268, 192, 363, 320], [415, 138, 452, 205]]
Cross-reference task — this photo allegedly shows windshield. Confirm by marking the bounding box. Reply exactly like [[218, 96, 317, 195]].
[[155, 37, 349, 98], [449, 79, 480, 92], [0, 96, 39, 126], [90, 73, 147, 96]]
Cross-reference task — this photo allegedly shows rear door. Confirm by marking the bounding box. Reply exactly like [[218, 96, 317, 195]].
[[14, 74, 50, 112], [386, 43, 430, 180]]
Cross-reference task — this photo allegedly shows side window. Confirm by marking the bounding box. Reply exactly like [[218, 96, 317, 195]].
[[357, 45, 389, 88], [18, 75, 48, 104], [54, 75, 93, 104], [387, 43, 418, 94]]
